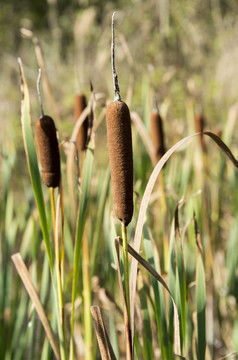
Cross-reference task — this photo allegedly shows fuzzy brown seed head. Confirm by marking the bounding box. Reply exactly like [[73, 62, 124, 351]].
[[150, 111, 165, 162], [106, 101, 133, 226], [35, 115, 61, 188], [74, 94, 88, 151], [195, 113, 206, 150]]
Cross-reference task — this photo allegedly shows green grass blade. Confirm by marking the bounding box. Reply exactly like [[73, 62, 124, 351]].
[[227, 217, 238, 296], [174, 207, 186, 353], [196, 254, 206, 360], [143, 230, 171, 359], [138, 280, 153, 359], [109, 311, 119, 359], [176, 240, 186, 353], [90, 167, 110, 276], [193, 213, 206, 360], [70, 145, 94, 356], [168, 221, 176, 354]]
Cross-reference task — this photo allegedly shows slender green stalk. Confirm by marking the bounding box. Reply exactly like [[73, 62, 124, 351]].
[[50, 188, 56, 237], [122, 223, 131, 324], [70, 147, 94, 360], [60, 183, 65, 289], [55, 191, 65, 326], [158, 171, 170, 273], [50, 188, 67, 360], [83, 233, 93, 359]]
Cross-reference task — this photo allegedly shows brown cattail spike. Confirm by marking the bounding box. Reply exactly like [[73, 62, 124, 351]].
[[194, 113, 206, 150], [106, 101, 133, 226], [35, 115, 61, 188], [150, 111, 166, 162], [74, 94, 88, 151]]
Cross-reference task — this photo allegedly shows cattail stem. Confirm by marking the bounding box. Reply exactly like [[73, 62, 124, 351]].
[[55, 192, 64, 326], [83, 231, 93, 360], [111, 12, 121, 101], [50, 187, 56, 239], [59, 183, 65, 289], [122, 223, 131, 325], [158, 172, 170, 272], [50, 187, 67, 360]]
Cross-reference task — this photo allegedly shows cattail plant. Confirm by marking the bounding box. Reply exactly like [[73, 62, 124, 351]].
[[35, 70, 61, 188], [35, 69, 66, 360], [106, 12, 133, 358], [74, 93, 88, 151], [150, 108, 166, 163], [106, 13, 133, 227]]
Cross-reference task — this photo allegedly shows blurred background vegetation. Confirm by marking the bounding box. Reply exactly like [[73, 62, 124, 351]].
[[1, 0, 238, 192], [1, 0, 238, 358]]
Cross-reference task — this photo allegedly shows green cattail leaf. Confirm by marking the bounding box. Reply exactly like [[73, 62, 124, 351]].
[[90, 167, 110, 275], [138, 280, 153, 359], [143, 232, 172, 360], [71, 144, 94, 340], [176, 241, 186, 353], [168, 221, 176, 354], [109, 311, 120, 359], [10, 290, 28, 356], [63, 216, 74, 264], [227, 217, 238, 294], [20, 216, 35, 259], [18, 59, 53, 269], [196, 254, 206, 360], [174, 206, 186, 353]]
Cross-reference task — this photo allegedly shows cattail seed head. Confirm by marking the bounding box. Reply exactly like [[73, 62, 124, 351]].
[[35, 115, 61, 188], [194, 113, 206, 150], [150, 111, 166, 162], [74, 93, 88, 151], [106, 100, 133, 226]]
